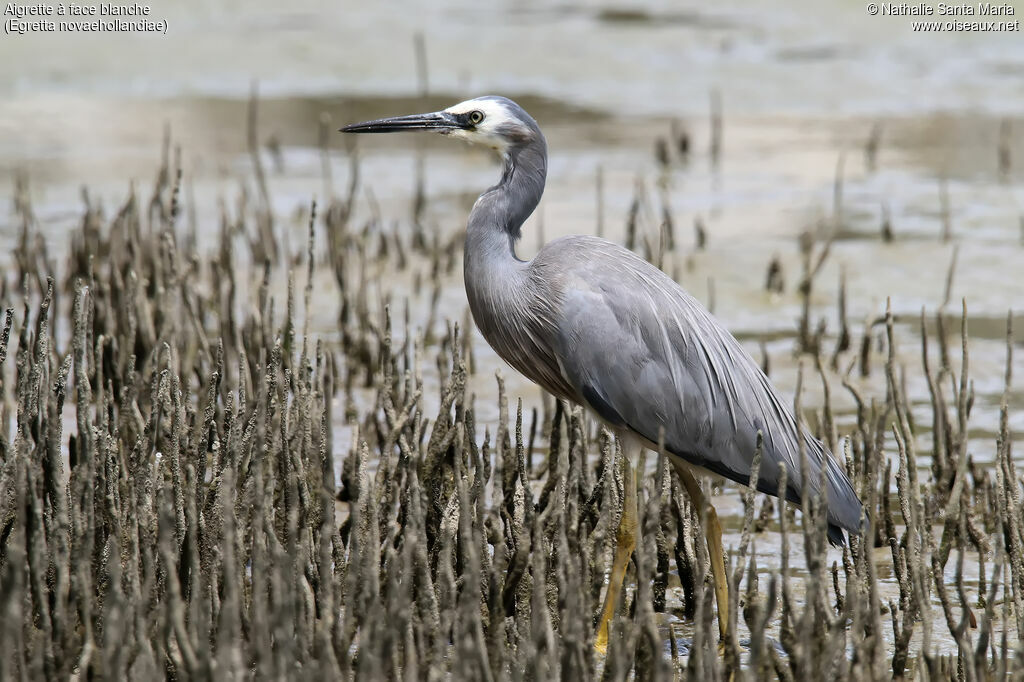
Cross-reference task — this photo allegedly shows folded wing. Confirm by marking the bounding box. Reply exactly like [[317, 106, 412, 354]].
[[541, 237, 861, 542]]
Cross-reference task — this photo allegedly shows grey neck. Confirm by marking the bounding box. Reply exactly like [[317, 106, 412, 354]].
[[462, 132, 551, 381], [465, 135, 547, 263]]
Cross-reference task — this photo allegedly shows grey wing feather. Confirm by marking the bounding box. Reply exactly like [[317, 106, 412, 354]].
[[536, 237, 862, 540]]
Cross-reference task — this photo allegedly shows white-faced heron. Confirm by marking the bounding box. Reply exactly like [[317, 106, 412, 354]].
[[342, 96, 862, 651]]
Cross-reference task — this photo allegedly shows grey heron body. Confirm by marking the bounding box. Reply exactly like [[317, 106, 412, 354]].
[[342, 96, 862, 647]]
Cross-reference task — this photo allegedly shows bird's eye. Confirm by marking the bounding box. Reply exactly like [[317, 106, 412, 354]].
[[468, 110, 484, 125]]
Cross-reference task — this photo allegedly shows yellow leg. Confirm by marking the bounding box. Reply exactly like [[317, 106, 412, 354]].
[[595, 456, 637, 654], [671, 461, 729, 643]]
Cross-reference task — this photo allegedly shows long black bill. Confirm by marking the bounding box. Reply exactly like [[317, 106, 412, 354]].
[[340, 111, 459, 134]]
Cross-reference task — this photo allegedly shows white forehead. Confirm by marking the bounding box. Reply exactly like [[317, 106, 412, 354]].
[[444, 98, 515, 123]]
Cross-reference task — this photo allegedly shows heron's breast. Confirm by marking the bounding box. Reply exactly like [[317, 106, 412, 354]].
[[465, 281, 576, 401]]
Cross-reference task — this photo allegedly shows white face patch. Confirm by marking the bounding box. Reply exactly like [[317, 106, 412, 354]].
[[442, 98, 527, 153]]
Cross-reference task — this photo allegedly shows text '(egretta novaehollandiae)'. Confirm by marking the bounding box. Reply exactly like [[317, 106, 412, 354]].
[[341, 96, 863, 652]]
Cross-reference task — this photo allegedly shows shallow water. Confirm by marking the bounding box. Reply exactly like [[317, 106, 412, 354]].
[[2, 0, 1023, 668], [4, 0, 1024, 114]]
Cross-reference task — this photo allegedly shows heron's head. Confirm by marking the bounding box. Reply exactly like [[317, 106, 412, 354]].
[[341, 96, 541, 155]]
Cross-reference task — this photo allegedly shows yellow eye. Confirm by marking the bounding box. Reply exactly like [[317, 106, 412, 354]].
[[469, 110, 484, 125]]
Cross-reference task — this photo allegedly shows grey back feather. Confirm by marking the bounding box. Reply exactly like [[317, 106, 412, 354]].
[[534, 236, 862, 540]]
